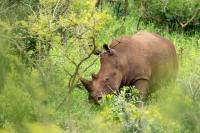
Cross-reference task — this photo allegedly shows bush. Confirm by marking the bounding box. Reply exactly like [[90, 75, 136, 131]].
[[178, 57, 200, 133], [0, 0, 200, 133], [0, 0, 39, 21], [0, 44, 37, 128], [0, 86, 37, 127], [138, 0, 200, 30], [100, 87, 180, 133]]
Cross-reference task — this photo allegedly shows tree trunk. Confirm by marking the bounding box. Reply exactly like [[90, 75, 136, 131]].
[[124, 0, 128, 16], [95, 0, 101, 7]]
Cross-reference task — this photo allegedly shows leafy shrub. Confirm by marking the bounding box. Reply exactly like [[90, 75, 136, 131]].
[[138, 0, 200, 30], [12, 0, 111, 66], [0, 46, 10, 90], [0, 86, 37, 127], [0, 44, 37, 128], [177, 57, 200, 133], [0, 0, 39, 21], [0, 1, 200, 133], [100, 86, 180, 133]]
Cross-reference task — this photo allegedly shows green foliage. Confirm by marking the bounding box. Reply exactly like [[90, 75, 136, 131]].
[[0, 0, 200, 133], [0, 45, 37, 128], [0, 47, 10, 89], [138, 0, 200, 30], [12, 0, 111, 66], [0, 0, 39, 21], [0, 85, 36, 127]]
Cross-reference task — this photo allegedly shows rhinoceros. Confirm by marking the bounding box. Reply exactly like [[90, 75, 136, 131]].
[[81, 31, 178, 104]]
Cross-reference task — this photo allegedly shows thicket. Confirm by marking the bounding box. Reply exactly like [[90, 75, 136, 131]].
[[99, 0, 200, 30], [0, 0, 200, 133], [137, 0, 200, 30]]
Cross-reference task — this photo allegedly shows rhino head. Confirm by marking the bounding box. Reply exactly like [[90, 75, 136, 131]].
[[80, 44, 123, 104]]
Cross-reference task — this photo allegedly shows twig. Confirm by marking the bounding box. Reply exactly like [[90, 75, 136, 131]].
[[68, 36, 96, 93], [63, 67, 73, 77], [56, 36, 97, 111], [20, 1, 37, 17], [188, 81, 194, 97], [180, 7, 200, 28], [0, 3, 17, 14], [81, 58, 98, 73], [194, 83, 200, 100], [50, 0, 61, 25], [65, 55, 77, 67], [137, 16, 142, 30]]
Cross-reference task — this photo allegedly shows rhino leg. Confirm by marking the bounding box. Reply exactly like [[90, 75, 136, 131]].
[[133, 79, 149, 107]]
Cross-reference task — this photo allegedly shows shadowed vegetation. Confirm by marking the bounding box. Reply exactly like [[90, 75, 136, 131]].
[[0, 0, 200, 133]]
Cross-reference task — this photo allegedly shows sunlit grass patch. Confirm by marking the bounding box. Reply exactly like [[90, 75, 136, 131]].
[[0, 0, 200, 132], [27, 123, 65, 133]]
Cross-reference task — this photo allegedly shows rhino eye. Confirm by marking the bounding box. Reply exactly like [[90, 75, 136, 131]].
[[104, 77, 110, 82], [112, 72, 117, 76]]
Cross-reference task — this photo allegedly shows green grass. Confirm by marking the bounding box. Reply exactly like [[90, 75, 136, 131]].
[[43, 25, 200, 133], [0, 3, 200, 132]]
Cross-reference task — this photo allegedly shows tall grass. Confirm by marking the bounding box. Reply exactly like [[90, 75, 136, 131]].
[[0, 2, 200, 133]]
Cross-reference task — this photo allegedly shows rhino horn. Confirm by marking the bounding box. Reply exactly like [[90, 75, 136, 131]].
[[80, 77, 91, 91]]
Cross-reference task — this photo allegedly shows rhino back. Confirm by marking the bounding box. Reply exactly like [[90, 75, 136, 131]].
[[111, 31, 178, 89]]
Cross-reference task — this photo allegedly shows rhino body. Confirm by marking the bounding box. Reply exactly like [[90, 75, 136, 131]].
[[81, 31, 178, 103]]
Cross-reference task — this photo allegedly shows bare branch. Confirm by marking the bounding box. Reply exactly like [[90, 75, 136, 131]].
[[52, 0, 61, 19], [180, 7, 200, 28], [65, 55, 77, 67], [20, 1, 37, 17], [95, 0, 102, 7], [56, 36, 97, 111], [81, 58, 98, 73], [63, 67, 73, 77]]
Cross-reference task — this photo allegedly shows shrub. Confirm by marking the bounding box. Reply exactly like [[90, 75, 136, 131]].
[[138, 0, 200, 30], [0, 44, 37, 128], [100, 86, 180, 133], [0, 0, 39, 21], [0, 85, 37, 127]]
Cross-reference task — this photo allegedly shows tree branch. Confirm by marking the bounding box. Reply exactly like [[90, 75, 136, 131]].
[[81, 58, 98, 73], [56, 36, 97, 111], [180, 7, 200, 28]]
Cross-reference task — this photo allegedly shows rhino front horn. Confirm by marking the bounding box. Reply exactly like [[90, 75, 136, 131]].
[[80, 77, 91, 91]]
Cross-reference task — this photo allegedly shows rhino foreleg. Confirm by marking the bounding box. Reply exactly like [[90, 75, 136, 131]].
[[133, 79, 149, 107]]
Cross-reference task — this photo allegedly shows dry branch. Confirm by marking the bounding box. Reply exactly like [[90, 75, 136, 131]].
[[82, 57, 98, 73], [95, 0, 102, 7], [56, 36, 97, 111], [180, 7, 200, 28]]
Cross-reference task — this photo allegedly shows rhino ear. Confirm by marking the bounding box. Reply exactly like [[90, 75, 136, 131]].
[[92, 73, 98, 80], [103, 44, 110, 51], [103, 44, 114, 55], [80, 78, 92, 91]]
